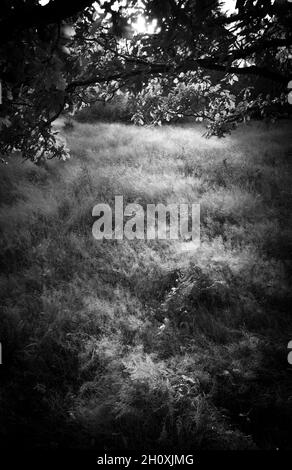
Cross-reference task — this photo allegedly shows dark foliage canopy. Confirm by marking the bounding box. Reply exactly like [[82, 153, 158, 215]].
[[0, 0, 291, 161]]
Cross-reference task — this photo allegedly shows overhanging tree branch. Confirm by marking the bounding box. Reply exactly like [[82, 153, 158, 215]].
[[67, 56, 288, 92], [227, 37, 292, 62], [195, 60, 288, 84]]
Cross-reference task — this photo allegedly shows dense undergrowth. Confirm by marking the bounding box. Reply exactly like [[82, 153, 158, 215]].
[[0, 120, 291, 450]]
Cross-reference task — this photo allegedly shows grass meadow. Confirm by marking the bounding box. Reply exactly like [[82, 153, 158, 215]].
[[0, 120, 292, 450]]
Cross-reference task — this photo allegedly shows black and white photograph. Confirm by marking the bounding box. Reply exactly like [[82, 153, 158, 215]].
[[0, 0, 291, 465]]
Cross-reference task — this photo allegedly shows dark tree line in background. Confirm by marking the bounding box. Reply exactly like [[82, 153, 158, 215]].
[[0, 0, 291, 161]]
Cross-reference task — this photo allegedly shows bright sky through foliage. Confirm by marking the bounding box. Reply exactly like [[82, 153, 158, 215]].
[[221, 0, 237, 14], [132, 16, 159, 34]]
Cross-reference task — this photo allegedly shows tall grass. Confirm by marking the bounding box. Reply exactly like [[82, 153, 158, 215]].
[[0, 120, 291, 450]]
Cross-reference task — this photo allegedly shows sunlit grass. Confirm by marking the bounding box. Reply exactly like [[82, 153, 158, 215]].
[[0, 120, 291, 450]]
